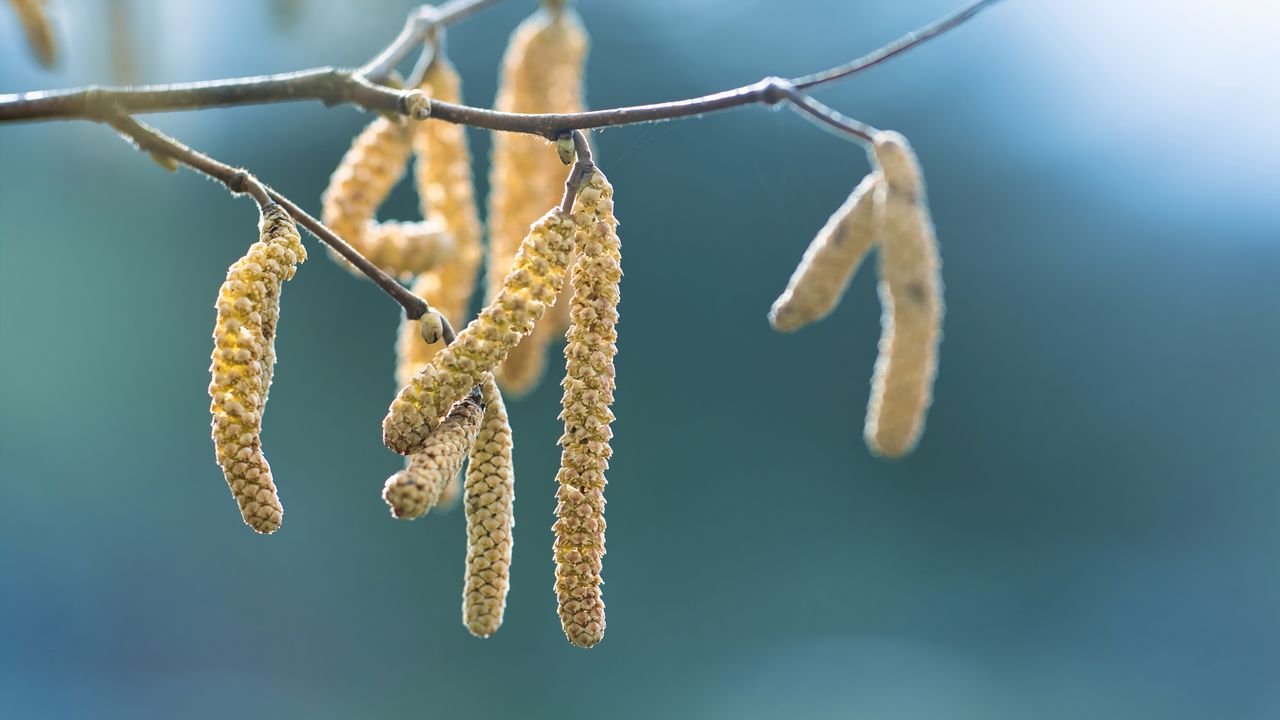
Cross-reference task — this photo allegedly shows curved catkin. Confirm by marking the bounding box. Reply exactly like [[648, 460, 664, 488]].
[[769, 173, 882, 332], [209, 204, 307, 534], [462, 374, 515, 637], [320, 117, 412, 274], [11, 0, 57, 68], [865, 131, 944, 458], [383, 210, 576, 455], [382, 393, 484, 520], [554, 169, 620, 649], [488, 5, 588, 394], [358, 219, 455, 280]]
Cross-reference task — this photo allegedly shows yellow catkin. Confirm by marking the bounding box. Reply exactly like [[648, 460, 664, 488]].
[[769, 172, 882, 332], [209, 204, 307, 534], [357, 219, 455, 281], [488, 5, 589, 395], [320, 116, 412, 274], [462, 374, 515, 637], [10, 0, 57, 68], [383, 210, 577, 455], [554, 169, 620, 649], [865, 131, 944, 458], [382, 393, 484, 520]]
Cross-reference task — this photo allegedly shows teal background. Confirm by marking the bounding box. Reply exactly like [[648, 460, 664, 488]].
[[2, 1, 1278, 718]]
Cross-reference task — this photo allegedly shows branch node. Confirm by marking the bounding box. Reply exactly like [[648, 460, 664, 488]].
[[756, 77, 794, 106], [400, 90, 432, 120]]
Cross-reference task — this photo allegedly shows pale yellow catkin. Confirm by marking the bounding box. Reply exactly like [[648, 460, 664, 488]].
[[383, 209, 577, 455], [382, 393, 484, 520], [554, 169, 620, 649], [865, 131, 944, 458], [488, 6, 589, 395], [769, 172, 882, 332], [209, 204, 307, 534], [320, 117, 412, 274], [462, 374, 515, 637], [358, 219, 455, 280], [10, 0, 56, 68]]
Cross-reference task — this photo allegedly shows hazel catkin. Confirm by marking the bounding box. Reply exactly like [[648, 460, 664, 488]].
[[769, 172, 881, 332], [209, 203, 307, 534], [488, 5, 589, 395], [320, 116, 412, 274], [382, 392, 484, 520], [462, 374, 515, 637], [383, 209, 577, 455], [10, 0, 57, 68], [864, 131, 944, 458], [357, 219, 455, 280], [554, 169, 621, 649]]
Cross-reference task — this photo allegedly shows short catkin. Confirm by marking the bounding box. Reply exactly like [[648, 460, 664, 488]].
[[865, 131, 944, 458], [383, 209, 577, 455], [462, 374, 516, 637], [488, 5, 589, 395], [10, 0, 57, 68], [382, 392, 484, 520], [554, 169, 621, 649], [209, 204, 307, 534], [769, 172, 882, 332], [320, 116, 412, 274]]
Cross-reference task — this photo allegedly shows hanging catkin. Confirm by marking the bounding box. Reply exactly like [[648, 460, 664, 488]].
[[10, 0, 57, 68], [769, 172, 882, 332], [554, 169, 620, 649], [383, 209, 577, 455], [209, 204, 307, 534], [488, 4, 588, 395], [462, 374, 515, 637], [357, 219, 455, 280], [382, 392, 484, 520], [320, 116, 412, 274], [865, 131, 944, 458]]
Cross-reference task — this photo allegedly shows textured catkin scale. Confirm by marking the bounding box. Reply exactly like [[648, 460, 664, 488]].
[[554, 169, 620, 649], [383, 210, 577, 455], [11, 0, 57, 68], [488, 6, 589, 395], [356, 220, 454, 280], [462, 374, 516, 637], [320, 117, 412, 274], [865, 131, 944, 458], [382, 394, 484, 520], [209, 204, 307, 534], [769, 172, 882, 332]]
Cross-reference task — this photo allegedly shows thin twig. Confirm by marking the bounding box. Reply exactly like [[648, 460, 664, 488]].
[[362, 0, 504, 82], [779, 84, 878, 143], [559, 130, 595, 213]]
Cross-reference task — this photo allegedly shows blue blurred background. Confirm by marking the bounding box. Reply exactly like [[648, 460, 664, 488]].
[[2, 1, 1277, 718]]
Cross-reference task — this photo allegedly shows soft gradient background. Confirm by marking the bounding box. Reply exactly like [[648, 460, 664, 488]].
[[2, 1, 1277, 718]]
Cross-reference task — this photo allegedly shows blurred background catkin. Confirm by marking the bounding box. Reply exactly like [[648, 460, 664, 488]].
[[1, 1, 1277, 718]]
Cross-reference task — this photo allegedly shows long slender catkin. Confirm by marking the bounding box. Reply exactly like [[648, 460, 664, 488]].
[[865, 131, 944, 458], [488, 5, 589, 395], [358, 219, 454, 280], [320, 117, 412, 274], [382, 393, 484, 520], [383, 209, 577, 455], [209, 204, 307, 534], [769, 173, 882, 332], [10, 0, 57, 68], [462, 374, 515, 637], [554, 169, 620, 649]]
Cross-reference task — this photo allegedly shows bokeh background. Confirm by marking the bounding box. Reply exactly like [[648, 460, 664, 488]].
[[2, 1, 1277, 718]]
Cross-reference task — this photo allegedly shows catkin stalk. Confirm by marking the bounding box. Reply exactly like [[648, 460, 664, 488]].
[[554, 169, 620, 649], [209, 204, 307, 534], [462, 374, 515, 637], [865, 131, 944, 458], [769, 173, 881, 332], [488, 6, 589, 395], [383, 393, 484, 520], [383, 209, 577, 455], [320, 117, 412, 274]]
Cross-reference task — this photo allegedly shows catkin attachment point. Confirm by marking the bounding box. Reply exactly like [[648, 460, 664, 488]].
[[418, 311, 444, 345], [402, 89, 432, 120]]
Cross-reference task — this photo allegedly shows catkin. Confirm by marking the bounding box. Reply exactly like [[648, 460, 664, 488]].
[[382, 393, 484, 520], [488, 5, 589, 395], [358, 219, 455, 280], [865, 131, 944, 458], [209, 204, 307, 534], [383, 209, 577, 455], [320, 117, 412, 274], [10, 0, 57, 68], [554, 169, 620, 649], [462, 374, 515, 637], [769, 172, 882, 332]]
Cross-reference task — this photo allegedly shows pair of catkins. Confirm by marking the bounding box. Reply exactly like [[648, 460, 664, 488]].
[[208, 5, 615, 648], [770, 131, 943, 458]]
